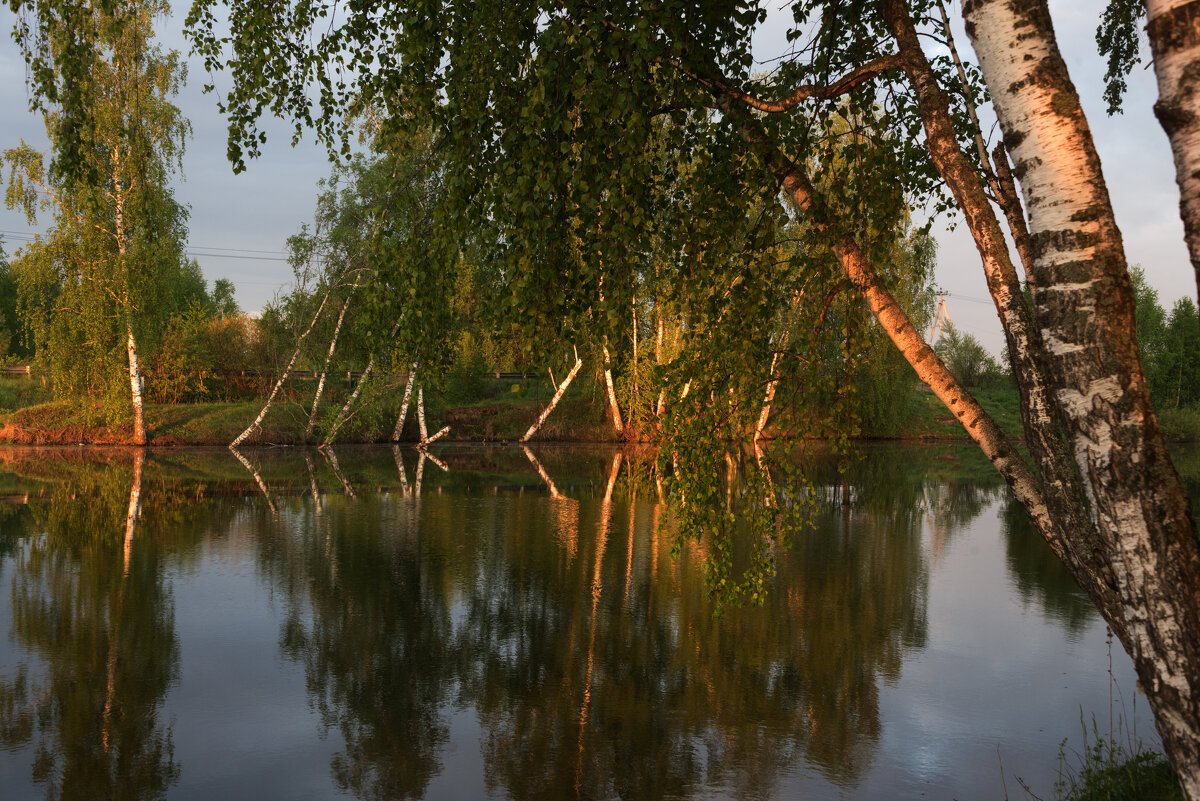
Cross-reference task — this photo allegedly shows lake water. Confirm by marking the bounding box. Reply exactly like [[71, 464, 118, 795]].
[[0, 443, 1168, 800]]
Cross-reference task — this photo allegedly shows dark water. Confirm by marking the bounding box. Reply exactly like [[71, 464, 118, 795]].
[[0, 443, 1164, 800]]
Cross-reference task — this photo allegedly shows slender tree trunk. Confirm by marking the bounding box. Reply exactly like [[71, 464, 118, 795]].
[[602, 344, 624, 434], [392, 364, 417, 441], [632, 294, 639, 424], [231, 288, 332, 447], [962, 0, 1200, 793], [125, 317, 147, 446], [755, 349, 781, 443], [322, 320, 401, 446], [880, 0, 1119, 622], [522, 356, 584, 442], [321, 356, 376, 447], [1146, 0, 1200, 298], [306, 274, 362, 441], [417, 386, 428, 442]]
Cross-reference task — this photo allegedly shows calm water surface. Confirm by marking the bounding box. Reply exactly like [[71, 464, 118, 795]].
[[0, 443, 1171, 800]]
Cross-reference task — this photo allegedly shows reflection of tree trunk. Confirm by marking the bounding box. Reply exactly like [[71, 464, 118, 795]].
[[624, 485, 636, 607], [392, 444, 410, 497], [232, 287, 332, 448], [124, 448, 144, 575], [321, 446, 357, 499], [523, 445, 563, 498], [522, 356, 584, 442], [230, 446, 278, 515], [577, 450, 621, 795], [305, 450, 323, 513], [392, 364, 417, 442]]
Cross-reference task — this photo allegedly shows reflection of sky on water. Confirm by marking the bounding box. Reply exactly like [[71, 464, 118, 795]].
[[0, 447, 1164, 800]]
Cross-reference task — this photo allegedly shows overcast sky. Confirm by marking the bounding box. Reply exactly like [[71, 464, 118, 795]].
[[1, 0, 1191, 357]]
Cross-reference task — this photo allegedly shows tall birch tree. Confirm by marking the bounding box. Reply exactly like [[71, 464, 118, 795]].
[[5, 0, 192, 443]]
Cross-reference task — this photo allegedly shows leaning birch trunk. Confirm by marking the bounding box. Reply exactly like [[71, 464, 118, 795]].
[[961, 0, 1200, 794], [231, 288, 332, 448], [305, 274, 362, 442], [1146, 0, 1200, 298], [125, 317, 147, 446], [321, 320, 401, 447], [602, 345, 624, 434], [755, 350, 782, 443], [522, 356, 584, 442], [322, 356, 377, 447], [391, 364, 417, 441]]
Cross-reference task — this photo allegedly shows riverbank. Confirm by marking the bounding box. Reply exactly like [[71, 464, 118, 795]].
[[3, 380, 1199, 446]]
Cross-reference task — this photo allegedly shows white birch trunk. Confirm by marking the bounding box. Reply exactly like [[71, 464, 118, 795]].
[[602, 345, 624, 434], [522, 357, 584, 442], [755, 351, 781, 443], [231, 288, 332, 448], [322, 356, 377, 447], [421, 425, 450, 447], [964, 0, 1200, 792], [1146, 0, 1200, 296], [417, 387, 429, 442], [125, 318, 147, 446], [306, 275, 361, 441], [392, 364, 417, 441]]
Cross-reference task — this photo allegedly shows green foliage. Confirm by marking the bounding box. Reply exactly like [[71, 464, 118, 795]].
[[1047, 718, 1182, 801], [3, 0, 194, 424], [1096, 0, 1146, 115], [1130, 267, 1200, 411], [934, 322, 1001, 389]]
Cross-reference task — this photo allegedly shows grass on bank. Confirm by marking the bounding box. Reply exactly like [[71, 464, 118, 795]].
[[5, 373, 1200, 445], [1016, 718, 1183, 801]]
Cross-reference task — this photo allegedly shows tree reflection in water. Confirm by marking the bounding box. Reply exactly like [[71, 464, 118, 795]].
[[0, 451, 224, 801], [0, 443, 1111, 801], [259, 445, 1018, 800]]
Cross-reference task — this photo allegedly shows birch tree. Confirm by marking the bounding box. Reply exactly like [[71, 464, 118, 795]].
[[5, 0, 192, 443]]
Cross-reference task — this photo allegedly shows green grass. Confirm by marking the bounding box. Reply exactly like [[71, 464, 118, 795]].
[[0, 376, 53, 414], [894, 384, 1024, 440], [1026, 719, 1183, 801]]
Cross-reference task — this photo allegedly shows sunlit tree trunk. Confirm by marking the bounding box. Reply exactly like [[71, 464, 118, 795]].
[[306, 274, 362, 442], [1146, 0, 1200, 297], [125, 317, 147, 446], [522, 354, 584, 442], [602, 344, 623, 435], [962, 0, 1200, 792], [231, 287, 332, 447], [392, 364, 417, 441]]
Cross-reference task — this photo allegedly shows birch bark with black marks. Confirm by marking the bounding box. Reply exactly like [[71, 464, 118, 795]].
[[880, 0, 1115, 623], [1146, 0, 1200, 298], [306, 272, 362, 442], [321, 320, 401, 447], [392, 364, 417, 441], [522, 355, 584, 442], [963, 0, 1200, 792], [231, 287, 332, 448]]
